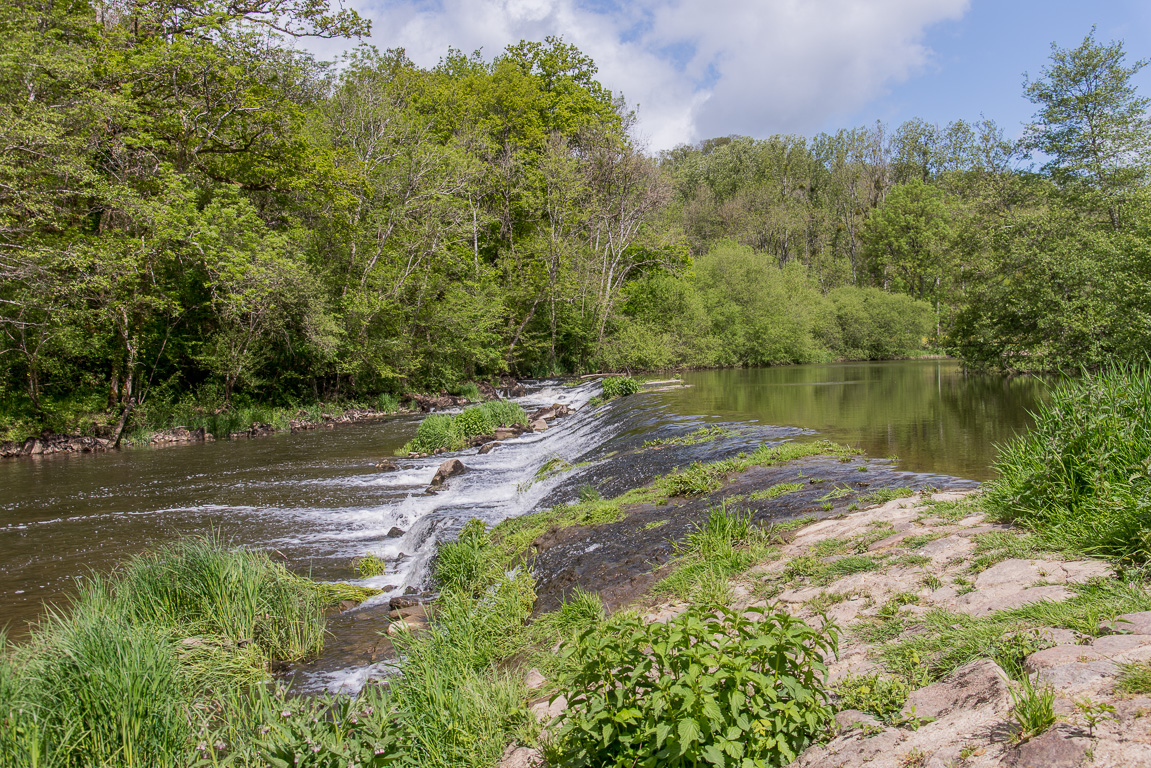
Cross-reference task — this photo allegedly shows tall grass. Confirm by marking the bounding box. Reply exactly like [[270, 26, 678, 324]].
[[0, 537, 336, 768], [32, 596, 190, 767], [987, 366, 1151, 562], [114, 536, 326, 661], [401, 399, 528, 454]]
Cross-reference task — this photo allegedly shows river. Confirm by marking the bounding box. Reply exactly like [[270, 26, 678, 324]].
[[0, 359, 1045, 682]]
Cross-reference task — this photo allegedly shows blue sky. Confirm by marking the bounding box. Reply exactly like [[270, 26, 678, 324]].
[[839, 1, 1151, 142], [325, 0, 1151, 150]]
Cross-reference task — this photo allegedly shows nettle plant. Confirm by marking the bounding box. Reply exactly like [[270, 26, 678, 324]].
[[549, 604, 838, 768]]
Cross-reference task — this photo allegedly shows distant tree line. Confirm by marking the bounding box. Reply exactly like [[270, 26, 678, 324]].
[[0, 2, 1147, 437]]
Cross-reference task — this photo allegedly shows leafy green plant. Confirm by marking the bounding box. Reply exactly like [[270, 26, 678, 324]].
[[1009, 678, 1056, 742], [549, 605, 838, 768], [1073, 696, 1117, 736], [600, 376, 641, 399]]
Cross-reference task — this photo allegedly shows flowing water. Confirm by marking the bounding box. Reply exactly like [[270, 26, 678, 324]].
[[0, 359, 1046, 689]]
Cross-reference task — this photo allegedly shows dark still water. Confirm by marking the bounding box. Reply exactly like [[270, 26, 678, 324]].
[[0, 359, 1045, 669]]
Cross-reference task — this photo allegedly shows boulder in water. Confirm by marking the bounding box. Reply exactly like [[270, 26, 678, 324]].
[[531, 419, 548, 432], [429, 458, 468, 488], [387, 526, 405, 538]]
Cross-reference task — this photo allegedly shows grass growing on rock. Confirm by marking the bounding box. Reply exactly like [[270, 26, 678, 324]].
[[655, 503, 779, 604], [876, 578, 1151, 686], [400, 399, 528, 455]]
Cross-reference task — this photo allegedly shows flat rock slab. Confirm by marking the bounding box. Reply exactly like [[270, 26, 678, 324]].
[[954, 584, 1069, 618], [1103, 610, 1151, 635], [1007, 723, 1090, 768], [917, 535, 974, 562], [902, 659, 1011, 720], [1034, 660, 1119, 691]]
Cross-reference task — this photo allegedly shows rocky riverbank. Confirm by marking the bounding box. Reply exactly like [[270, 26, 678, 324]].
[[497, 490, 1151, 768]]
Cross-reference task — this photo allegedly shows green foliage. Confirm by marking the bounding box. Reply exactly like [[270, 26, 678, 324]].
[[656, 504, 776, 603], [549, 605, 837, 768], [644, 425, 732, 447], [601, 376, 641, 398], [878, 578, 1151, 686], [1116, 661, 1151, 694], [986, 367, 1151, 562], [1009, 678, 1056, 742], [403, 400, 528, 454], [352, 554, 388, 577], [859, 487, 916, 506], [833, 672, 910, 724], [750, 482, 805, 501], [114, 536, 326, 661], [434, 519, 498, 595]]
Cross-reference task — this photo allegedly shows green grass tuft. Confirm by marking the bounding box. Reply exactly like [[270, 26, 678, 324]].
[[986, 366, 1151, 563]]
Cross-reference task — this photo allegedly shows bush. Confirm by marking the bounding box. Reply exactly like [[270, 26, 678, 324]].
[[403, 400, 528, 454], [549, 604, 837, 767], [986, 366, 1151, 562], [601, 376, 640, 399]]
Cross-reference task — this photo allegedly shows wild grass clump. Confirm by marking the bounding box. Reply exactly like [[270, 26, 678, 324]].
[[986, 366, 1151, 562], [114, 536, 326, 661], [401, 400, 528, 454], [655, 504, 777, 604]]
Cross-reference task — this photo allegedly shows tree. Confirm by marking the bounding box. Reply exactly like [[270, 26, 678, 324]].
[[1023, 28, 1151, 228], [862, 179, 953, 306]]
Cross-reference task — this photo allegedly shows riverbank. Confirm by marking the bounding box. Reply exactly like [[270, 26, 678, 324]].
[[0, 379, 524, 459], [500, 489, 1151, 767]]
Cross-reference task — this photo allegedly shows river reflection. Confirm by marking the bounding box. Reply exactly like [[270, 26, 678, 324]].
[[661, 360, 1046, 481]]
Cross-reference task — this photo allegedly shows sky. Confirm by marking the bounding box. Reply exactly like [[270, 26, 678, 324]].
[[311, 0, 1151, 152]]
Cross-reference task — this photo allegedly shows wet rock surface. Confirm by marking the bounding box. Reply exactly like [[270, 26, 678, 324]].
[[529, 459, 972, 613]]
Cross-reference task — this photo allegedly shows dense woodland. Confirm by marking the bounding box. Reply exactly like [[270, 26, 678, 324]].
[[3, 0, 1151, 438]]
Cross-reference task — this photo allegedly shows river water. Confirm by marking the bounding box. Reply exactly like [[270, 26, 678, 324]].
[[0, 359, 1046, 680]]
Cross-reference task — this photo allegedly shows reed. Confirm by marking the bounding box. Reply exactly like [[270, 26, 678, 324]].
[[114, 535, 326, 661], [987, 365, 1151, 562]]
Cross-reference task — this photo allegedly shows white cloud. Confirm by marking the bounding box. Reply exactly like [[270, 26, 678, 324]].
[[319, 0, 969, 150]]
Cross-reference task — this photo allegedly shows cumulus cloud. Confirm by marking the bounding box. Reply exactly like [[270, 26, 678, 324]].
[[319, 0, 970, 150]]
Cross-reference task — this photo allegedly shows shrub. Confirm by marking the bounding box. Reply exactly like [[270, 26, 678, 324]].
[[986, 366, 1151, 562], [403, 400, 528, 454], [549, 604, 837, 767], [601, 376, 640, 399]]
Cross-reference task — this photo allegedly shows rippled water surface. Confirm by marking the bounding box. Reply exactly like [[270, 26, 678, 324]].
[[0, 359, 1046, 672]]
